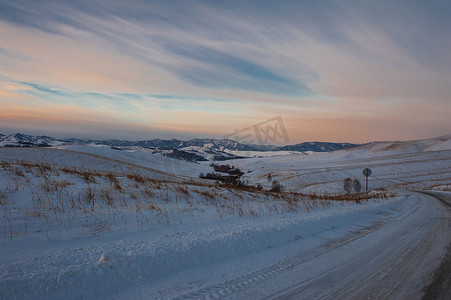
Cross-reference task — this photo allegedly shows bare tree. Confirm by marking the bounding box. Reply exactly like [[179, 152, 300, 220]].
[[271, 180, 284, 192], [267, 174, 272, 183], [353, 178, 362, 193], [344, 177, 352, 194]]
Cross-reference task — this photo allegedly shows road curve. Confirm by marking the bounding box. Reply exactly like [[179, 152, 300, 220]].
[[261, 191, 451, 300], [177, 192, 450, 299]]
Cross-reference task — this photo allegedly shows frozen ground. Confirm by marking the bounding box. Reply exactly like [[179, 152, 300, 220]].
[[0, 135, 450, 299]]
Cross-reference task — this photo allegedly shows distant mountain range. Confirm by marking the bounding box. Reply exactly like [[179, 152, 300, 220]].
[[277, 142, 358, 152], [74, 137, 275, 152], [0, 133, 58, 147], [0, 133, 360, 153]]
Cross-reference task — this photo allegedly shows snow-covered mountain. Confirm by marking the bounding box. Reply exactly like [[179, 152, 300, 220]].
[[0, 133, 61, 147], [71, 137, 276, 151], [275, 141, 359, 152], [2, 132, 450, 163], [0, 133, 360, 153]]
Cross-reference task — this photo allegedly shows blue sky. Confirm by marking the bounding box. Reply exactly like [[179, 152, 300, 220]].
[[0, 0, 450, 143]]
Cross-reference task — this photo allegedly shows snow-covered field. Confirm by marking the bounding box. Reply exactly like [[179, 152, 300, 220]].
[[231, 135, 451, 193], [0, 135, 450, 299]]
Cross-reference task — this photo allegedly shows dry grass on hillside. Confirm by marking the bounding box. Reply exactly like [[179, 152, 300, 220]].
[[0, 160, 394, 240]]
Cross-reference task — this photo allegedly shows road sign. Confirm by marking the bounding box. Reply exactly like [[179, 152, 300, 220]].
[[363, 168, 372, 177], [362, 168, 372, 200]]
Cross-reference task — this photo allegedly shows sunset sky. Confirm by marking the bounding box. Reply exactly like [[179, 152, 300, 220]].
[[1, 0, 450, 144]]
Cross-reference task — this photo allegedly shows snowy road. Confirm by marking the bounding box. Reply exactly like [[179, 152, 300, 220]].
[[176, 192, 450, 299]]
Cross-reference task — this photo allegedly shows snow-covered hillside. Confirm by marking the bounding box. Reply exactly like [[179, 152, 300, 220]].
[[0, 134, 450, 299], [229, 134, 451, 193], [52, 134, 451, 194]]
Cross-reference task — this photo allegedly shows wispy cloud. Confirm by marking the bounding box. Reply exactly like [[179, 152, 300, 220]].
[[0, 0, 450, 142], [19, 82, 73, 98], [160, 42, 312, 96]]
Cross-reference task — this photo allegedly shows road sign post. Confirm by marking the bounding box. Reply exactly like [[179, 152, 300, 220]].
[[362, 168, 372, 200]]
